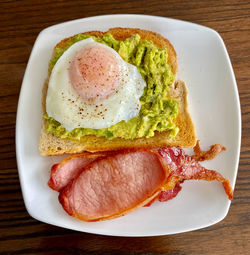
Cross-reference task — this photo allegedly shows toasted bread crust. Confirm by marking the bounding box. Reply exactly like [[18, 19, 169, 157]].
[[53, 28, 177, 76], [39, 28, 196, 156]]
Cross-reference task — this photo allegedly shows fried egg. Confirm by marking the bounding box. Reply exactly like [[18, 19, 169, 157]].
[[46, 38, 146, 130]]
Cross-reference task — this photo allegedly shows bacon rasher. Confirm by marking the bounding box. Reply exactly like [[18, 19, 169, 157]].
[[48, 143, 233, 222]]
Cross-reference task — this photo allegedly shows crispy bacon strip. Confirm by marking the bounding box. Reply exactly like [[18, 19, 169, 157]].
[[192, 140, 226, 161], [158, 182, 182, 202], [158, 147, 233, 200], [144, 183, 182, 206]]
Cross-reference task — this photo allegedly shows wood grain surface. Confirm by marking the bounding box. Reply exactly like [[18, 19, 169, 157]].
[[0, 0, 249, 254]]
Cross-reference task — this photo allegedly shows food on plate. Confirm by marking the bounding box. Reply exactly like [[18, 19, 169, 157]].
[[48, 151, 108, 191], [192, 140, 226, 161], [50, 145, 233, 222], [39, 28, 196, 156], [59, 150, 168, 221], [157, 146, 232, 202], [41, 27, 233, 223], [48, 140, 226, 193], [46, 38, 146, 131]]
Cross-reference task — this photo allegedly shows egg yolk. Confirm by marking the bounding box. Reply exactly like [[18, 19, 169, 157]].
[[69, 45, 120, 99]]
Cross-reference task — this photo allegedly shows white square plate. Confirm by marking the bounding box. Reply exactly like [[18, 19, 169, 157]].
[[16, 14, 241, 236]]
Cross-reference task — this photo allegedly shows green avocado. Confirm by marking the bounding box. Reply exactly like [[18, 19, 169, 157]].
[[45, 33, 179, 140]]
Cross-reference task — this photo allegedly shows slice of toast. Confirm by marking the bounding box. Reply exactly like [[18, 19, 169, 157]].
[[39, 28, 196, 156]]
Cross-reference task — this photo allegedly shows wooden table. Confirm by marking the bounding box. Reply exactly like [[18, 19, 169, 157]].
[[1, 0, 249, 254]]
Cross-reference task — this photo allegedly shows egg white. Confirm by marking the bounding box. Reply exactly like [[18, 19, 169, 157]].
[[46, 38, 146, 131]]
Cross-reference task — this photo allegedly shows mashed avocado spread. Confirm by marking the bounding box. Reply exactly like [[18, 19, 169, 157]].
[[45, 33, 179, 140]]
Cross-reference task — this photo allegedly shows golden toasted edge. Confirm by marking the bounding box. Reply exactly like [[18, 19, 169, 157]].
[[52, 28, 177, 76], [39, 28, 196, 156]]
